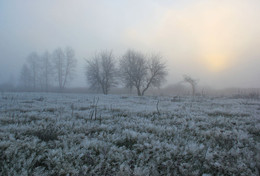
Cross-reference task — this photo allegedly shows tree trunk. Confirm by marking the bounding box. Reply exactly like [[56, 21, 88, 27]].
[[192, 84, 195, 96], [137, 87, 142, 96]]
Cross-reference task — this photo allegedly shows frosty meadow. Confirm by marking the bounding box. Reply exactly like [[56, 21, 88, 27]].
[[1, 1, 260, 175], [0, 92, 259, 175]]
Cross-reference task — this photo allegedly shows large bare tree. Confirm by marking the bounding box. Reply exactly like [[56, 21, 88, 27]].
[[120, 50, 167, 96], [52, 47, 77, 90], [85, 50, 117, 94]]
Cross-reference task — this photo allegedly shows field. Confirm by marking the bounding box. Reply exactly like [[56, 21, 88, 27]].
[[0, 92, 259, 176]]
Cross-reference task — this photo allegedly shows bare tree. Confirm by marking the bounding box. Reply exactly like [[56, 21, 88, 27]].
[[120, 50, 146, 95], [20, 64, 32, 90], [85, 50, 117, 94], [52, 48, 64, 90], [52, 47, 77, 90], [120, 50, 167, 96], [40, 51, 53, 92], [142, 54, 167, 94], [27, 52, 39, 90], [183, 75, 198, 96]]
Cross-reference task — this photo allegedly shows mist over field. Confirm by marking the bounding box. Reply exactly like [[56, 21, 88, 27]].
[[0, 1, 260, 176], [0, 0, 260, 91]]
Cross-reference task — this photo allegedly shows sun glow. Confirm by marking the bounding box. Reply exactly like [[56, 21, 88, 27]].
[[203, 53, 229, 72], [124, 0, 260, 80]]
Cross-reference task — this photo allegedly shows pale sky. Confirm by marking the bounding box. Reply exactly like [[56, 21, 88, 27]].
[[0, 0, 260, 88]]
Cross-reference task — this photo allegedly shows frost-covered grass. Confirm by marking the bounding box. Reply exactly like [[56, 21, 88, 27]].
[[0, 92, 259, 176]]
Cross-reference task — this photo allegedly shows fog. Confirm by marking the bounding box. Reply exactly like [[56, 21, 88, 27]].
[[1, 0, 260, 89]]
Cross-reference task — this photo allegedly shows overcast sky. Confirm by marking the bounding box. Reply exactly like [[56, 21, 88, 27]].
[[1, 0, 260, 88]]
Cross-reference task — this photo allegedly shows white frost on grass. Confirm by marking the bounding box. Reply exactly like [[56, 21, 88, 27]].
[[0, 92, 259, 175]]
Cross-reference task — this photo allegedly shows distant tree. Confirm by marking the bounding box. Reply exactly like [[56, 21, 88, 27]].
[[85, 50, 117, 94], [183, 75, 198, 96], [52, 47, 77, 90], [40, 51, 53, 91], [120, 50, 167, 96], [20, 64, 32, 90], [27, 52, 40, 90]]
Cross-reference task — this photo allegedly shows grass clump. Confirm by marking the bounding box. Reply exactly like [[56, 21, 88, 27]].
[[33, 125, 60, 142], [115, 137, 137, 149]]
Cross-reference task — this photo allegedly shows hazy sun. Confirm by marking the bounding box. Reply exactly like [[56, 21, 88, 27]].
[[203, 53, 229, 72], [124, 0, 259, 75]]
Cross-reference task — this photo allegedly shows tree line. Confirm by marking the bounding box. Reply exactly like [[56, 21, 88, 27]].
[[85, 49, 167, 96], [20, 47, 77, 92], [19, 48, 168, 96]]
